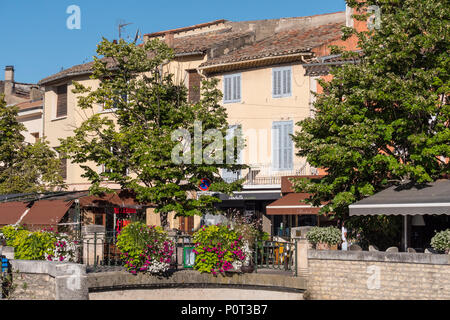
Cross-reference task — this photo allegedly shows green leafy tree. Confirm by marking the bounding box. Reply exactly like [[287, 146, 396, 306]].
[[0, 95, 65, 193], [60, 38, 245, 227], [292, 0, 449, 224]]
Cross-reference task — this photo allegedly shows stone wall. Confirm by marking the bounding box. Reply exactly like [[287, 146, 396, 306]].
[[9, 273, 56, 300], [306, 250, 450, 300], [5, 260, 88, 300], [88, 270, 306, 300]]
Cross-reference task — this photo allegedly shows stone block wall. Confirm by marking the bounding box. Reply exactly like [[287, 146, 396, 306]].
[[306, 250, 450, 300], [4, 260, 88, 300], [9, 273, 56, 300]]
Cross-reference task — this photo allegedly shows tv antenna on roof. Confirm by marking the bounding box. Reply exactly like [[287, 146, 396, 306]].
[[133, 28, 140, 44], [118, 20, 133, 40]]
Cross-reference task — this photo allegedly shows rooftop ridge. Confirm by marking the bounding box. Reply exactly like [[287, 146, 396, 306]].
[[144, 19, 228, 37]]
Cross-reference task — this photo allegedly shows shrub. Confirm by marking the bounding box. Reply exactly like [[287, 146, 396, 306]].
[[0, 225, 26, 246], [306, 226, 342, 246], [430, 229, 450, 253], [193, 224, 248, 275], [0, 225, 75, 261], [116, 222, 174, 274], [13, 229, 56, 260]]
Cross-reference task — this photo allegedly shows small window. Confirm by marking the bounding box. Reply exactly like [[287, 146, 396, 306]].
[[223, 73, 241, 103], [272, 67, 292, 98], [56, 85, 68, 118], [188, 70, 202, 103]]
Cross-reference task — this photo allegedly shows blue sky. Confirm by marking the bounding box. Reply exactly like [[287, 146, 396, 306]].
[[0, 0, 346, 84]]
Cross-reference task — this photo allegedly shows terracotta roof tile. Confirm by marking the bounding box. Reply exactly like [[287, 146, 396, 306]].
[[199, 22, 344, 69], [303, 51, 362, 76], [171, 29, 254, 54], [15, 99, 43, 111], [38, 57, 117, 85]]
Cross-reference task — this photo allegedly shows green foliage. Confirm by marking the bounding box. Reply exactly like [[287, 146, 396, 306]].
[[306, 227, 342, 246], [344, 215, 402, 251], [0, 225, 75, 261], [12, 230, 57, 260], [0, 95, 65, 193], [59, 38, 246, 227], [0, 225, 57, 260], [430, 229, 450, 252], [116, 222, 174, 274], [193, 224, 246, 275], [0, 225, 26, 246], [292, 0, 449, 221]]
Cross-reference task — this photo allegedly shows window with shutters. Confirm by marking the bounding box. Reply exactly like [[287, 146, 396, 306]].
[[272, 120, 293, 171], [188, 70, 202, 103], [179, 216, 194, 234], [223, 73, 241, 103], [56, 85, 68, 118], [272, 66, 292, 98]]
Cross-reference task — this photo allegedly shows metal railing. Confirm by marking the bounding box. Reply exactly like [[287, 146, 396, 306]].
[[79, 232, 197, 272], [222, 162, 317, 185], [78, 232, 122, 271], [77, 232, 297, 276], [253, 239, 297, 275]]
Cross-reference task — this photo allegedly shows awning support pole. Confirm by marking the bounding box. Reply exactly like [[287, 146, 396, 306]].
[[403, 215, 408, 252]]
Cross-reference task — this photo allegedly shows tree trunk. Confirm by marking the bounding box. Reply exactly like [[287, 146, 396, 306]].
[[160, 211, 169, 230]]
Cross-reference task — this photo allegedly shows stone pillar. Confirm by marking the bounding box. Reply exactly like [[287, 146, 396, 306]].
[[0, 246, 15, 260], [54, 263, 88, 300], [81, 225, 105, 266], [296, 238, 309, 277]]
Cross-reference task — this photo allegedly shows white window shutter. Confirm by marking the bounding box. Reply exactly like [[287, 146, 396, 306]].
[[272, 121, 293, 170], [273, 70, 281, 96], [235, 75, 241, 100], [233, 76, 238, 100], [224, 74, 241, 103], [272, 123, 280, 170], [283, 69, 291, 95], [285, 121, 293, 169]]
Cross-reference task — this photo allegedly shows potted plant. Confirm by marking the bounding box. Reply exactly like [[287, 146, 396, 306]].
[[430, 229, 450, 254], [306, 226, 342, 250]]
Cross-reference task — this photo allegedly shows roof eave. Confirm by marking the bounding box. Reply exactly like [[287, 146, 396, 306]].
[[199, 52, 312, 74]]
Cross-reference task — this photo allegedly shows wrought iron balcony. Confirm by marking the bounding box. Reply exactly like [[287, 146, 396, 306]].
[[222, 162, 317, 185]]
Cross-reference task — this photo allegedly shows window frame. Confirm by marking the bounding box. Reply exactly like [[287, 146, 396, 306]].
[[271, 120, 294, 171], [272, 66, 292, 98], [54, 84, 68, 120], [223, 73, 242, 104]]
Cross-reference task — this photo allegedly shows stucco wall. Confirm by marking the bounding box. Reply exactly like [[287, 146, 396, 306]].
[[306, 250, 450, 300], [215, 62, 310, 167]]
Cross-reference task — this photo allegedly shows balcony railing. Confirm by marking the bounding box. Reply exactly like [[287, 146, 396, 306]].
[[222, 162, 318, 185]]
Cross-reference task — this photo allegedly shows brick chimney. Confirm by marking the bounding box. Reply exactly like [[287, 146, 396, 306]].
[[165, 32, 174, 48]]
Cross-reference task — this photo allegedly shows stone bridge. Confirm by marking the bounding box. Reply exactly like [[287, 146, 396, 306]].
[[88, 270, 306, 300], [5, 259, 306, 300]]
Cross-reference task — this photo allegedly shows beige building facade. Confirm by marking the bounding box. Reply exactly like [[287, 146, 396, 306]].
[[39, 10, 350, 236]]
